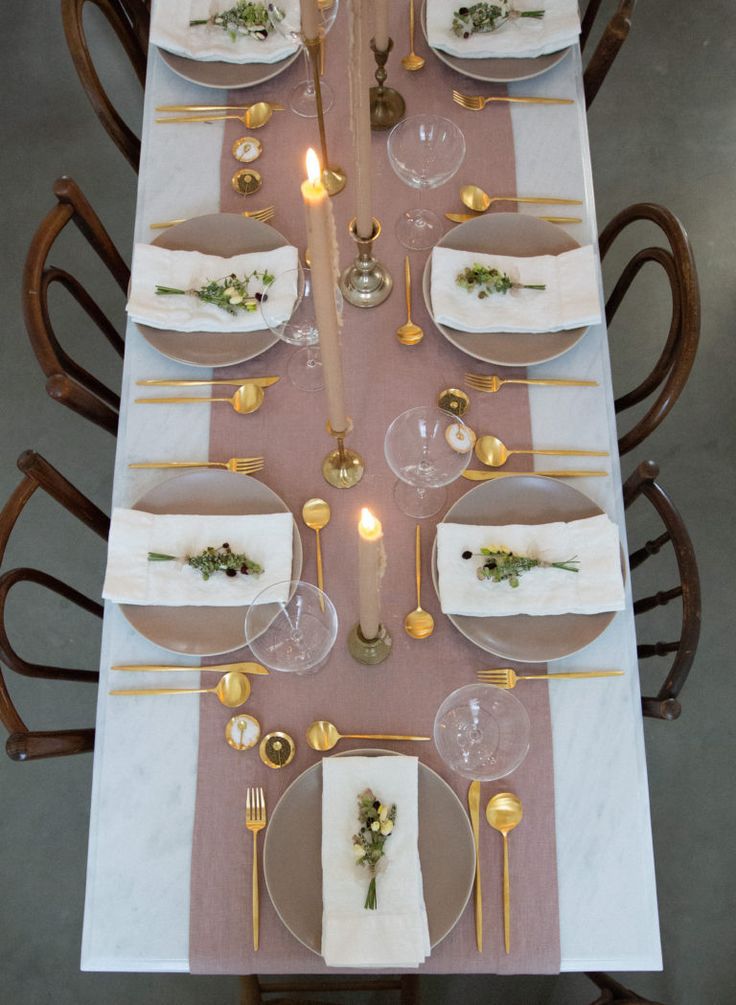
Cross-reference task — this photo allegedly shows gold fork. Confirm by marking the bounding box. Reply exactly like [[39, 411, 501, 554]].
[[150, 206, 275, 229], [465, 373, 599, 393], [453, 89, 573, 109], [129, 457, 264, 474], [246, 786, 267, 951], [477, 668, 625, 689]]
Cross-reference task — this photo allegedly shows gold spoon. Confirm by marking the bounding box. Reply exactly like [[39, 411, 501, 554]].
[[135, 383, 265, 415], [404, 525, 434, 639], [302, 498, 331, 611], [460, 184, 583, 214], [401, 0, 425, 71], [109, 670, 251, 708], [156, 102, 277, 129], [475, 433, 608, 468], [396, 256, 424, 346], [486, 792, 523, 954], [305, 719, 431, 751]]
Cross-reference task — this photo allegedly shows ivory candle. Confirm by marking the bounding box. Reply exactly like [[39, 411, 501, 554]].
[[374, 0, 389, 50], [349, 0, 374, 240], [301, 148, 348, 433], [300, 0, 320, 40], [358, 507, 385, 640]]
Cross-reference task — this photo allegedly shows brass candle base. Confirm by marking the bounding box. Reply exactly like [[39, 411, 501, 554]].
[[305, 35, 346, 197], [340, 218, 393, 308], [322, 165, 347, 196], [322, 419, 365, 489], [348, 623, 392, 665], [370, 38, 406, 130]]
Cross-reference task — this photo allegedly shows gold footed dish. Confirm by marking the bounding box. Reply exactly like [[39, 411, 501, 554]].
[[347, 623, 393, 665]]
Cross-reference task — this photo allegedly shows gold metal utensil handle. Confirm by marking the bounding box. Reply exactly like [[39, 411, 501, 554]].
[[468, 780, 482, 952], [462, 469, 608, 480], [503, 833, 511, 954], [156, 114, 243, 123], [404, 256, 412, 319], [315, 528, 325, 610], [505, 448, 609, 457], [112, 663, 269, 674], [109, 686, 210, 696], [135, 396, 226, 404], [415, 525, 422, 607], [252, 830, 260, 950], [130, 461, 233, 469], [487, 96, 573, 105], [342, 733, 431, 741], [156, 104, 284, 112], [506, 671, 624, 681], [503, 378, 597, 387], [149, 218, 187, 229], [137, 377, 279, 387], [445, 213, 582, 224], [491, 196, 582, 206]]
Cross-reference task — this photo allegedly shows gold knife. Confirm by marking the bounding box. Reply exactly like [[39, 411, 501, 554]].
[[462, 469, 608, 481], [111, 662, 270, 675], [155, 103, 286, 112], [445, 212, 582, 225], [468, 780, 482, 952], [136, 377, 280, 388]]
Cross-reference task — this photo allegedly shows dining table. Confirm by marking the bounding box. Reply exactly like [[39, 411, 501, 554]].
[[80, 0, 662, 977]]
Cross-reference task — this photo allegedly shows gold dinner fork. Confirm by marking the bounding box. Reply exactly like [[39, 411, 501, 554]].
[[477, 668, 625, 689], [453, 89, 574, 109], [245, 786, 267, 951], [150, 206, 275, 229], [129, 457, 264, 474], [465, 373, 599, 393]]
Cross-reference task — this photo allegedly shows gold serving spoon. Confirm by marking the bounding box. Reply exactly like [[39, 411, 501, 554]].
[[301, 498, 331, 611], [112, 662, 269, 675], [156, 101, 278, 129], [396, 256, 424, 345], [460, 184, 583, 213], [135, 383, 264, 415], [486, 792, 523, 954], [109, 670, 251, 708], [401, 0, 425, 71], [404, 525, 434, 639], [475, 434, 608, 468], [305, 719, 431, 751]]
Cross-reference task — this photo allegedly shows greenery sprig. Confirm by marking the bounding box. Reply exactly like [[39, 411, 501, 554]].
[[155, 270, 275, 316], [456, 263, 545, 299], [462, 546, 579, 588], [452, 2, 545, 39], [352, 789, 397, 910], [189, 2, 279, 42], [148, 543, 264, 581]]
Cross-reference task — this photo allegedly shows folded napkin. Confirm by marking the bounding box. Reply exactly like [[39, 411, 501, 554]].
[[151, 0, 299, 63], [436, 514, 625, 617], [102, 508, 294, 606], [430, 244, 602, 334], [426, 0, 580, 60], [126, 243, 299, 333], [321, 756, 431, 968]]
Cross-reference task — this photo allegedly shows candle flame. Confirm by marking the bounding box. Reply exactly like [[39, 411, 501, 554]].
[[360, 507, 379, 535], [306, 148, 321, 185]]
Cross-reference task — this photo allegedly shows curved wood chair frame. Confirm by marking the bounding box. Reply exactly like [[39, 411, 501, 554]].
[[581, 0, 637, 109], [623, 461, 701, 721], [61, 0, 149, 171], [22, 176, 128, 436], [599, 203, 700, 457], [586, 970, 667, 1004], [239, 975, 420, 1005], [0, 451, 109, 762]]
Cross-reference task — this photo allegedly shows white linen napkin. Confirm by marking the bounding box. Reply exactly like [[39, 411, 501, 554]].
[[436, 515, 625, 617], [102, 508, 294, 606], [430, 244, 602, 334], [426, 0, 580, 60], [151, 0, 299, 63], [321, 756, 431, 968], [126, 243, 299, 333]]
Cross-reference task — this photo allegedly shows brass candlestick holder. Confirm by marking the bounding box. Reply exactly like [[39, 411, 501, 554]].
[[347, 623, 393, 665], [340, 217, 393, 308], [304, 35, 346, 195], [370, 38, 406, 130], [322, 418, 364, 489]]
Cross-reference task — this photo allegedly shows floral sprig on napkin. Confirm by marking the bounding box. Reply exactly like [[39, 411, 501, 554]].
[[456, 263, 546, 299], [155, 270, 275, 316], [189, 1, 279, 41], [148, 543, 264, 581], [352, 789, 397, 910], [452, 2, 545, 39], [462, 545, 579, 587]]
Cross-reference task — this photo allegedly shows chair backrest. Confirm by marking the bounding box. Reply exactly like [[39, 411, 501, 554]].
[[0, 451, 110, 762], [239, 975, 419, 1005], [586, 970, 668, 1004], [581, 0, 637, 109], [22, 176, 128, 436], [622, 461, 701, 721], [599, 203, 700, 457], [61, 0, 149, 171]]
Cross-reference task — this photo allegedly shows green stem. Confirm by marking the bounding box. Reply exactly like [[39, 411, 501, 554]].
[[518, 284, 546, 290], [154, 286, 188, 296], [147, 552, 177, 562], [519, 11, 545, 17], [189, 18, 210, 24], [364, 875, 377, 910]]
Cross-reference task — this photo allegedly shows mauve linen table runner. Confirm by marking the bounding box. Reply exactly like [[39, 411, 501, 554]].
[[190, 6, 561, 974]]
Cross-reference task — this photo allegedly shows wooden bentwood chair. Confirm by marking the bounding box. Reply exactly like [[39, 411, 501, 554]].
[[599, 203, 700, 457], [61, 0, 149, 171], [586, 971, 667, 1004], [623, 461, 701, 721], [240, 975, 419, 1005], [581, 0, 637, 109], [0, 451, 109, 762], [22, 176, 129, 436]]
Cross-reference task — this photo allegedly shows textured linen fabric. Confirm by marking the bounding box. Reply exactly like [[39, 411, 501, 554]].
[[426, 0, 580, 60]]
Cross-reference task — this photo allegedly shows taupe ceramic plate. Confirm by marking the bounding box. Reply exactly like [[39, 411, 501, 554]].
[[420, 0, 571, 83], [159, 46, 300, 90], [263, 749, 475, 954], [121, 470, 302, 656], [138, 214, 289, 367], [431, 476, 618, 662], [423, 213, 588, 367]]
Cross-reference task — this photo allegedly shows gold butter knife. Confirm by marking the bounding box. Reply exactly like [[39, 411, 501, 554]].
[[112, 662, 270, 675], [445, 212, 582, 225], [468, 780, 482, 952], [137, 377, 280, 388], [462, 469, 608, 481]]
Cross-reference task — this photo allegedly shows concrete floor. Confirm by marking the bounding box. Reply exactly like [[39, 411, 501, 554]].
[[1, 2, 734, 1003]]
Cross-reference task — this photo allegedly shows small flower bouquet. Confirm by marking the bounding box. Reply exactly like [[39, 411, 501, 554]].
[[456, 263, 545, 299], [189, 1, 278, 42], [155, 270, 275, 316], [148, 543, 264, 581], [462, 545, 579, 588], [352, 789, 397, 910], [452, 2, 545, 39]]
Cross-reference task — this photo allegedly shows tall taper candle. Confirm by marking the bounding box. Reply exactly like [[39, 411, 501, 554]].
[[349, 0, 374, 239], [301, 148, 348, 432], [374, 0, 389, 49], [300, 0, 320, 39], [358, 507, 385, 640]]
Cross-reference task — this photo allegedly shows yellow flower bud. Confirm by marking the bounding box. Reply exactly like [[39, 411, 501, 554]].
[[370, 820, 380, 832], [380, 820, 394, 836]]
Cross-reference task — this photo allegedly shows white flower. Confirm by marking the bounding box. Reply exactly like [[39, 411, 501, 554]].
[[224, 287, 237, 297], [370, 820, 380, 832], [352, 843, 365, 862], [378, 804, 388, 822], [380, 820, 394, 836], [229, 294, 244, 305]]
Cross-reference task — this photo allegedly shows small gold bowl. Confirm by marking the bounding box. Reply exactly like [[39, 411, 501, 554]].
[[231, 167, 263, 196], [232, 135, 263, 163]]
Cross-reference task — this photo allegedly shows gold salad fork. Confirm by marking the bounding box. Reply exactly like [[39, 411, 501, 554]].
[[465, 373, 598, 393], [150, 206, 275, 229], [453, 89, 574, 109], [245, 787, 267, 951], [129, 457, 264, 474], [477, 668, 625, 689]]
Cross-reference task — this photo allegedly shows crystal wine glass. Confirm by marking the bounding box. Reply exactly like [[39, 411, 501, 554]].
[[267, 0, 339, 118], [245, 580, 338, 676], [387, 114, 466, 250], [383, 406, 472, 518]]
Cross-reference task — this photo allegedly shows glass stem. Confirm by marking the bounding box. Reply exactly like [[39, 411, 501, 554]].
[[302, 46, 315, 97], [306, 344, 322, 368]]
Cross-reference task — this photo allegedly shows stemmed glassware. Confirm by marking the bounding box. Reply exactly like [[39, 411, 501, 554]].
[[245, 580, 338, 676], [267, 0, 340, 118], [384, 406, 471, 518], [387, 114, 466, 250]]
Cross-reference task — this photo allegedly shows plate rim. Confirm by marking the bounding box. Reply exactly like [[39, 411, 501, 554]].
[[158, 44, 301, 90]]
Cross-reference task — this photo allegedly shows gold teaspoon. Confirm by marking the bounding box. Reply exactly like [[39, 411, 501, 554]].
[[396, 256, 424, 345], [486, 792, 523, 954], [156, 102, 276, 129], [135, 383, 264, 415], [109, 670, 251, 708], [305, 720, 431, 751], [401, 0, 425, 71], [404, 525, 434, 639], [475, 434, 608, 468], [460, 184, 583, 213], [301, 498, 331, 611]]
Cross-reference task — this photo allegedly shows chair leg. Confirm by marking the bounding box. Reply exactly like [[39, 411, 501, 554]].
[[240, 975, 262, 1005], [401, 974, 421, 1004]]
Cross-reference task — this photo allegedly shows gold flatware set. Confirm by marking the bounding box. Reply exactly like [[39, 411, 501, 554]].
[[404, 525, 434, 639], [477, 668, 624, 689], [468, 780, 483, 951], [156, 101, 283, 128], [245, 787, 267, 951], [463, 468, 608, 481], [453, 89, 573, 109], [401, 0, 425, 71], [112, 662, 269, 674], [305, 720, 431, 751], [474, 433, 608, 468], [446, 212, 582, 225], [135, 383, 265, 415], [150, 206, 276, 229], [486, 792, 523, 954], [129, 457, 264, 474], [460, 184, 583, 214], [465, 373, 598, 393], [301, 498, 332, 609], [396, 256, 424, 345], [110, 670, 252, 707]]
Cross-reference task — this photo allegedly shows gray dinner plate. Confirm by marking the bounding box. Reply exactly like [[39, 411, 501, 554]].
[[159, 45, 300, 90]]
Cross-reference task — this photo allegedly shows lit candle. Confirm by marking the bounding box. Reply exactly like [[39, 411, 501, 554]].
[[300, 0, 320, 40], [358, 507, 385, 641], [374, 0, 389, 50], [349, 0, 374, 240], [301, 148, 348, 433]]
